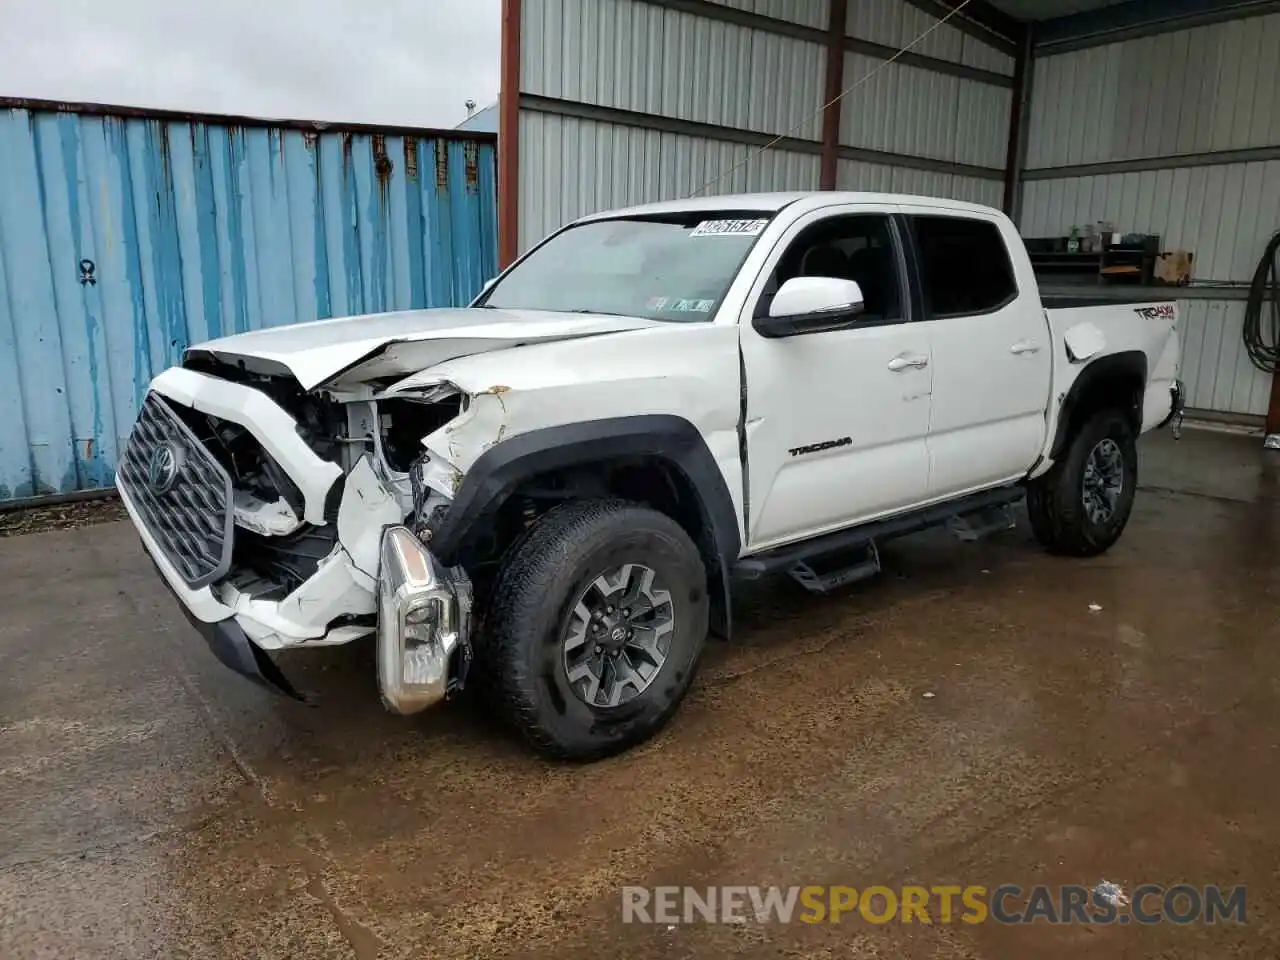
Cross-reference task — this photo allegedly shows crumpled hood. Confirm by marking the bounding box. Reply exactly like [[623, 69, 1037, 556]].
[[184, 307, 658, 390]]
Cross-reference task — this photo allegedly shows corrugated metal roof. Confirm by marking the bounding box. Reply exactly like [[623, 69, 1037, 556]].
[[456, 103, 499, 133], [987, 0, 1131, 21], [0, 103, 497, 501]]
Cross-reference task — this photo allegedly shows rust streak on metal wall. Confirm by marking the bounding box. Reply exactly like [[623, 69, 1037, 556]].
[[372, 133, 393, 192], [498, 0, 522, 267], [0, 102, 497, 502], [436, 140, 449, 193], [464, 141, 480, 190], [404, 137, 419, 181], [821, 0, 848, 190]]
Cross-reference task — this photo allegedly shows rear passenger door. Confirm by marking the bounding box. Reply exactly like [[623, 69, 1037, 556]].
[[905, 211, 1051, 499]]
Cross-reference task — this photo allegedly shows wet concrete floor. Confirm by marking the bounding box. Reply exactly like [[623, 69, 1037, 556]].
[[2, 429, 1278, 959]]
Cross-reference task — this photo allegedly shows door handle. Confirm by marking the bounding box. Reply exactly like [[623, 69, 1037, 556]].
[[1010, 341, 1041, 355], [888, 354, 929, 371]]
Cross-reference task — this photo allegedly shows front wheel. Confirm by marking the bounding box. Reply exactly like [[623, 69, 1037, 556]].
[[482, 499, 709, 761], [1027, 410, 1138, 557]]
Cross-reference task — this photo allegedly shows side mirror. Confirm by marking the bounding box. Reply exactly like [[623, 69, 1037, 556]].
[[755, 277, 865, 338]]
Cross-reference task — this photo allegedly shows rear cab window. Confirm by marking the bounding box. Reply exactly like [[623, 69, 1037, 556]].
[[909, 215, 1018, 318]]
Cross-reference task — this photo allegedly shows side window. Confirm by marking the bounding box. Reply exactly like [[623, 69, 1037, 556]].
[[910, 215, 1018, 318], [758, 214, 904, 324]]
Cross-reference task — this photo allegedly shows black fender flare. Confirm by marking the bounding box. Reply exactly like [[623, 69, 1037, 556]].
[[428, 415, 742, 637], [1049, 350, 1148, 460]]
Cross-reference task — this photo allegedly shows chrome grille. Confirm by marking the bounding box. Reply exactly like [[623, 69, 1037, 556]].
[[118, 393, 234, 588]]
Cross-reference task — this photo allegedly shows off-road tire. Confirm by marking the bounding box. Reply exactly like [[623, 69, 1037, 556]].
[[1026, 409, 1138, 557], [481, 499, 709, 761]]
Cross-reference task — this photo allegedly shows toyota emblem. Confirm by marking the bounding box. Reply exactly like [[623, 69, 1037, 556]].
[[147, 443, 182, 495]]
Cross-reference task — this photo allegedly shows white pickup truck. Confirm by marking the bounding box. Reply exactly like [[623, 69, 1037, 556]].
[[116, 192, 1184, 760]]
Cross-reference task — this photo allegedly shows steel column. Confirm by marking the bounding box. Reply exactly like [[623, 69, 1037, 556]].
[[821, 0, 848, 190], [498, 0, 522, 268]]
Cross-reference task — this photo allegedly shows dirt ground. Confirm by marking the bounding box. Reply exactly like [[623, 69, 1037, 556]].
[[1, 429, 1277, 959]]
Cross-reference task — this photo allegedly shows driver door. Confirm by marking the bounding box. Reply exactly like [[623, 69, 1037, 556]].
[[738, 206, 933, 550]]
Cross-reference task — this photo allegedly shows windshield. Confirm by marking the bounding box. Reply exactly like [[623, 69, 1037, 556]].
[[477, 213, 773, 322]]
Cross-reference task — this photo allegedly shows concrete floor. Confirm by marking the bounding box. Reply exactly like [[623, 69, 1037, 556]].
[[2, 429, 1278, 959]]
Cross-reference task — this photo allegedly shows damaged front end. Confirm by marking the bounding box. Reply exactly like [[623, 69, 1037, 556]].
[[117, 359, 487, 716], [376, 526, 473, 714], [369, 380, 479, 713]]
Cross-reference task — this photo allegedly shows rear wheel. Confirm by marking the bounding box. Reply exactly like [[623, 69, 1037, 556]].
[[482, 499, 708, 760], [1027, 410, 1137, 557]]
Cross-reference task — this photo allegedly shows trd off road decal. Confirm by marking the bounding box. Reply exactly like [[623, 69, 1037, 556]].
[[1134, 304, 1175, 320]]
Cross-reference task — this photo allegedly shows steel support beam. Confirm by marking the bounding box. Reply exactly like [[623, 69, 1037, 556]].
[[1002, 24, 1033, 217], [821, 0, 848, 190], [1023, 143, 1280, 181], [498, 0, 522, 268]]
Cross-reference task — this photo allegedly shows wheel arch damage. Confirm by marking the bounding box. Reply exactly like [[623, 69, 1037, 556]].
[[422, 415, 742, 640]]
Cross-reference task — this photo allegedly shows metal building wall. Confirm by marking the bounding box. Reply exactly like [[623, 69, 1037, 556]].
[[519, 110, 822, 251], [515, 0, 826, 252], [1020, 12, 1280, 417], [844, 0, 1015, 73], [837, 158, 1004, 208], [511, 0, 1016, 257], [836, 0, 1014, 197], [0, 101, 497, 503]]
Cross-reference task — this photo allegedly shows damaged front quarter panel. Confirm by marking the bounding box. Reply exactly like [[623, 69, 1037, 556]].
[[373, 375, 512, 499], [424, 386, 512, 491]]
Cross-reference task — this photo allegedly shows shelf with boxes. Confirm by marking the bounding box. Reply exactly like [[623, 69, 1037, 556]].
[[1023, 223, 1193, 288]]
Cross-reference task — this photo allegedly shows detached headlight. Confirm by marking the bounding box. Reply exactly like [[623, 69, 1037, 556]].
[[376, 526, 469, 714]]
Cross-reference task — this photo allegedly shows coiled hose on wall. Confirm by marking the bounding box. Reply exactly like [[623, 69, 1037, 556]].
[[1243, 229, 1280, 374]]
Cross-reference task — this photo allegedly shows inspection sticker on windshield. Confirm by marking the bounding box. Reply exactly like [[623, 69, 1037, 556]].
[[689, 218, 769, 238], [671, 298, 715, 312]]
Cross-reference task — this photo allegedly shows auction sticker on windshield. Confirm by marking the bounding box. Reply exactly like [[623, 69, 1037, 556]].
[[690, 218, 769, 238]]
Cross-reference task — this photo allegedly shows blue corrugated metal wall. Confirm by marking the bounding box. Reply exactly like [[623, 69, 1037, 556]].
[[0, 102, 498, 502]]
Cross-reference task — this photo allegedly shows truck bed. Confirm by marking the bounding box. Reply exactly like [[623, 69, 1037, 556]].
[[1040, 292, 1182, 310]]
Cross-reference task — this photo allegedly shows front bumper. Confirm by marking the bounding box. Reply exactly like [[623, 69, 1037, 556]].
[[158, 561, 303, 700], [125, 478, 471, 713]]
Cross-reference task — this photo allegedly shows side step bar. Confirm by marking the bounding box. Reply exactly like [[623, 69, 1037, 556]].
[[788, 541, 881, 594], [733, 485, 1025, 586]]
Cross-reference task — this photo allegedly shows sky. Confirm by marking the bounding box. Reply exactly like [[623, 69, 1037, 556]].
[[0, 0, 502, 129]]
